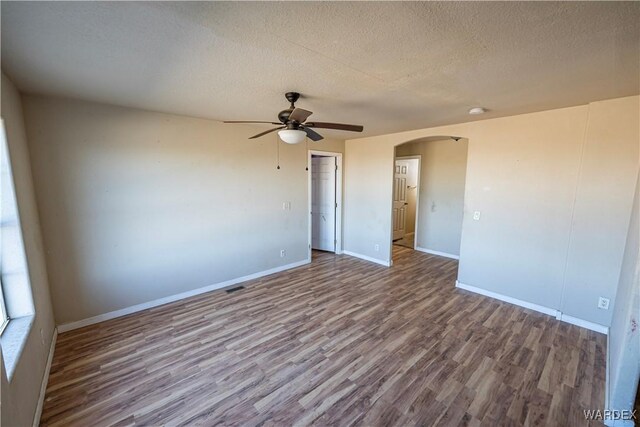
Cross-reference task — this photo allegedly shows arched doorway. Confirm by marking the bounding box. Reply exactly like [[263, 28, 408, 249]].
[[391, 136, 469, 263]]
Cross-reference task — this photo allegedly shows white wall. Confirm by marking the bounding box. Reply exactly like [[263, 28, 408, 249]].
[[22, 95, 344, 326], [560, 98, 640, 325], [608, 173, 639, 417], [343, 137, 393, 260], [1, 73, 56, 427], [396, 138, 468, 256], [344, 96, 639, 327]]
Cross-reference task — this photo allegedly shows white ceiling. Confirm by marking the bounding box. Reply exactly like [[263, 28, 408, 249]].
[[2, 2, 638, 138]]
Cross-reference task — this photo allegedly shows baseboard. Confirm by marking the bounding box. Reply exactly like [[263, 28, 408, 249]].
[[57, 258, 311, 333], [415, 247, 459, 260], [455, 281, 558, 316], [33, 328, 57, 427], [455, 280, 609, 335], [557, 313, 609, 335], [342, 251, 391, 267]]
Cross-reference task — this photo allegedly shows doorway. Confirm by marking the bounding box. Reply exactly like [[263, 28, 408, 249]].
[[308, 151, 343, 258], [391, 137, 469, 263], [392, 156, 421, 249]]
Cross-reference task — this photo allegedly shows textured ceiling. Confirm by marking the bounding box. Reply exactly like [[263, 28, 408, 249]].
[[2, 2, 639, 138]]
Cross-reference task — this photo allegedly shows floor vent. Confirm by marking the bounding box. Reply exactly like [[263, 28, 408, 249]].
[[226, 286, 245, 293]]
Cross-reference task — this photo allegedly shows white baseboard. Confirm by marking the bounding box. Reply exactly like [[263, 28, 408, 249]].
[[557, 313, 609, 335], [455, 281, 558, 316], [57, 259, 311, 333], [342, 251, 391, 267], [455, 280, 608, 335], [415, 247, 459, 260], [33, 328, 57, 427]]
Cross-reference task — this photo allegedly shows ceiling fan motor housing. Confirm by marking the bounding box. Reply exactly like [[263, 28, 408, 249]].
[[278, 92, 301, 124], [278, 109, 293, 124]]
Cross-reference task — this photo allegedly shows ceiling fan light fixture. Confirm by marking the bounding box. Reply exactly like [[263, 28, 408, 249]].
[[278, 129, 306, 144]]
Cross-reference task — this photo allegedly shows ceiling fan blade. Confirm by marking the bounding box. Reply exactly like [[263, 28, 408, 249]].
[[304, 122, 363, 132], [302, 126, 324, 142], [224, 120, 282, 125], [249, 126, 285, 139], [289, 108, 313, 123]]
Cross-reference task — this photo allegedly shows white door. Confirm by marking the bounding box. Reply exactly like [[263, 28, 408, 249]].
[[393, 160, 408, 240], [312, 156, 336, 252]]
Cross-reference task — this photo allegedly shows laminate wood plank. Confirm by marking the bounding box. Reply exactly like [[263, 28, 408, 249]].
[[40, 247, 606, 426]]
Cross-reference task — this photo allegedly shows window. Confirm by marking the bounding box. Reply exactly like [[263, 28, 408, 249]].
[[0, 119, 15, 336], [1, 118, 36, 328], [0, 277, 7, 334], [1, 119, 36, 378], [0, 120, 11, 336]]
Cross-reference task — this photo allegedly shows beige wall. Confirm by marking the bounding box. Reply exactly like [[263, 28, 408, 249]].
[[1, 74, 56, 427], [396, 138, 468, 256], [608, 173, 639, 412], [560, 98, 640, 323], [344, 96, 639, 327], [22, 95, 344, 326]]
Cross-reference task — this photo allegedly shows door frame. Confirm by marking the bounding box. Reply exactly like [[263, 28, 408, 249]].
[[308, 150, 343, 258], [391, 155, 421, 251]]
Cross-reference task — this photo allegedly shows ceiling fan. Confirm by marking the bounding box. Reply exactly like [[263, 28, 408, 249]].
[[224, 92, 364, 144]]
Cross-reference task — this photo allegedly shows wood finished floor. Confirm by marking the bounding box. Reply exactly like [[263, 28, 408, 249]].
[[393, 234, 415, 249], [41, 247, 606, 426]]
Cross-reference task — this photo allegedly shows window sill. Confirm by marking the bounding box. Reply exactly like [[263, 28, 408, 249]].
[[0, 315, 34, 381]]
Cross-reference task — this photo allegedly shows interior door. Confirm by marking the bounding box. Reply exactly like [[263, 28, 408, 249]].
[[393, 160, 408, 240], [312, 156, 336, 252]]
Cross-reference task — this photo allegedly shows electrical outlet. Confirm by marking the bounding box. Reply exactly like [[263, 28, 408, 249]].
[[282, 202, 291, 210], [374, 244, 380, 252], [473, 211, 481, 221], [280, 249, 286, 258], [597, 297, 610, 310]]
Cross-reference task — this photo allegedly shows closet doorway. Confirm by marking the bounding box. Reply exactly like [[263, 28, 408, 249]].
[[308, 151, 343, 257]]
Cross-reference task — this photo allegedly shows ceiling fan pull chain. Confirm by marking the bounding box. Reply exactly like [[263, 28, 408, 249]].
[[305, 137, 309, 171], [276, 133, 280, 170]]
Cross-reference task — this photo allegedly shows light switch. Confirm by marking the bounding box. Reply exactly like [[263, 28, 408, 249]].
[[473, 211, 481, 221]]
